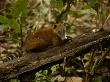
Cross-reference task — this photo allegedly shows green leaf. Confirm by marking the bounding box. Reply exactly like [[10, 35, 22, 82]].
[[8, 19, 20, 32], [85, 0, 100, 11], [0, 15, 20, 32], [0, 15, 9, 24], [87, 0, 99, 7], [11, 0, 28, 18], [51, 64, 59, 73], [94, 76, 102, 82], [70, 9, 91, 18], [9, 79, 20, 82], [11, 32, 20, 43], [51, 0, 63, 12]]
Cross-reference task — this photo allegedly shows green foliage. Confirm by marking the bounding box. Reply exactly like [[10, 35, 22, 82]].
[[0, 0, 28, 43], [34, 64, 77, 82], [0, 15, 20, 32], [34, 64, 61, 82], [65, 66, 75, 75], [8, 19, 20, 32], [50, 0, 64, 17], [70, 9, 92, 18], [86, 0, 99, 7], [11, 0, 28, 21], [0, 15, 9, 24], [0, 15, 20, 43], [9, 79, 20, 82], [51, 64, 59, 73], [51, 0, 63, 12], [85, 0, 100, 12], [34, 70, 56, 82], [11, 33, 20, 43], [93, 76, 102, 82]]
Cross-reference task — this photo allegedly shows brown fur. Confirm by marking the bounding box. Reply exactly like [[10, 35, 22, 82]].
[[25, 27, 63, 52]]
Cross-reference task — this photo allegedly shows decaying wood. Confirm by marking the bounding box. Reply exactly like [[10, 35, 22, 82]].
[[0, 28, 110, 81]]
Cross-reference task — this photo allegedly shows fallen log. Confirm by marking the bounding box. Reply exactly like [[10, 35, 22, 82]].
[[0, 28, 110, 81]]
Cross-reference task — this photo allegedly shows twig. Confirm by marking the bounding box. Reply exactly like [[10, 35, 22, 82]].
[[103, 14, 110, 28]]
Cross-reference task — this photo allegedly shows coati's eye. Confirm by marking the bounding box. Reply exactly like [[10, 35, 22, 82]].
[[54, 25, 57, 28]]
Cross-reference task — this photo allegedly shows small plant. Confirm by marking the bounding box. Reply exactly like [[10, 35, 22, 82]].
[[34, 70, 56, 82], [0, 0, 28, 44]]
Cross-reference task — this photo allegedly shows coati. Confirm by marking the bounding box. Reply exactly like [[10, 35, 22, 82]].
[[25, 26, 66, 52]]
